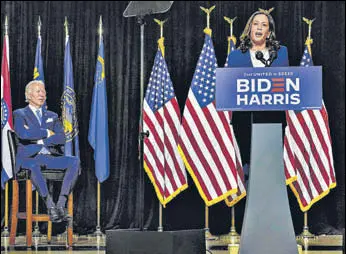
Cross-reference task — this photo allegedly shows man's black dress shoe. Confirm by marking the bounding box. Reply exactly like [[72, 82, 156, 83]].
[[48, 207, 62, 223], [56, 207, 69, 221]]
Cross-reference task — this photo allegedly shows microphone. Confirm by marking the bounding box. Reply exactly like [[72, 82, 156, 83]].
[[255, 51, 267, 66], [266, 50, 278, 67]]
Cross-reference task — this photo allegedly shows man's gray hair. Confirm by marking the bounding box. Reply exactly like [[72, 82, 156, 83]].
[[25, 80, 45, 102]]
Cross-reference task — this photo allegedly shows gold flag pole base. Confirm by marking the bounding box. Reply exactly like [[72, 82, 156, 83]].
[[220, 228, 240, 244], [1, 227, 9, 237], [297, 226, 317, 240], [92, 226, 105, 237], [228, 243, 239, 254], [90, 226, 105, 247], [205, 228, 218, 240], [33, 225, 41, 238], [220, 206, 240, 244], [32, 228, 41, 238], [297, 212, 317, 240], [297, 244, 303, 254], [1, 233, 9, 250]]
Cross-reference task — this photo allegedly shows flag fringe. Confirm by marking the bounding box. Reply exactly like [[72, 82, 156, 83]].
[[225, 191, 246, 207], [289, 182, 336, 212], [178, 145, 238, 206], [285, 175, 297, 185], [144, 161, 188, 207]]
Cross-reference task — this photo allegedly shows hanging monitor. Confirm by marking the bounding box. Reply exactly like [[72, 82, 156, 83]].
[[123, 1, 174, 17]]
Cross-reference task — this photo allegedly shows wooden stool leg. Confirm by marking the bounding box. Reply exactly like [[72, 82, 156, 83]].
[[26, 180, 33, 247], [47, 221, 52, 244], [67, 193, 73, 247], [48, 181, 53, 244], [9, 180, 19, 245]]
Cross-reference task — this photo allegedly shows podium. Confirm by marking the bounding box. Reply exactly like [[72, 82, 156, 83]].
[[216, 66, 322, 254], [240, 123, 297, 254]]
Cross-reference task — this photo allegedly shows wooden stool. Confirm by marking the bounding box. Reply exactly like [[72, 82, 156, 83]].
[[7, 130, 74, 247]]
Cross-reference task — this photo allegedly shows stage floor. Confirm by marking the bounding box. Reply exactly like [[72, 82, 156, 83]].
[[1, 234, 343, 254]]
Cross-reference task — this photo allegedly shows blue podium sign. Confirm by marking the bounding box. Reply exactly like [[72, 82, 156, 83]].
[[216, 66, 322, 111]]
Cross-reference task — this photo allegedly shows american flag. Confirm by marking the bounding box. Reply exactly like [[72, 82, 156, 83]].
[[224, 38, 247, 207], [283, 126, 298, 185], [284, 46, 336, 211], [179, 31, 239, 206], [143, 48, 188, 206]]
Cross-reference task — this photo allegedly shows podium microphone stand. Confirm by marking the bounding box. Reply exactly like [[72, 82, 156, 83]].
[[123, 1, 174, 230]]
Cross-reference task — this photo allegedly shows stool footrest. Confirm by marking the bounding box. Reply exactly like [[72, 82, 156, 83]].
[[17, 212, 50, 221]]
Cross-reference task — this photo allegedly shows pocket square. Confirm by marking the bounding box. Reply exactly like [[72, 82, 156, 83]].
[[46, 118, 54, 123]]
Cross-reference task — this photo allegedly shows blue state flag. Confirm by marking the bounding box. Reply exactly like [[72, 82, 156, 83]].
[[88, 36, 110, 183], [62, 35, 80, 160], [33, 35, 45, 81], [33, 35, 46, 110]]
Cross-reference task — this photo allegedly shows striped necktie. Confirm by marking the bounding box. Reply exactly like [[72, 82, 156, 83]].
[[36, 109, 42, 125]]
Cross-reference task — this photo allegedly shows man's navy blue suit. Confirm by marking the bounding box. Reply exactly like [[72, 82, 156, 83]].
[[13, 105, 79, 202]]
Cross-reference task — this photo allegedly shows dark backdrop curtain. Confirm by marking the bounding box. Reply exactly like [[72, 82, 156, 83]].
[[1, 1, 344, 236]]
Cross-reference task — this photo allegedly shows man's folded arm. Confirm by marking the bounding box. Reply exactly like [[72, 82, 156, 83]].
[[43, 117, 65, 146], [14, 113, 48, 141]]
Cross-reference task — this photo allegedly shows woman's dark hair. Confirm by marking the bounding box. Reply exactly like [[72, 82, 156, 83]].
[[239, 9, 280, 53]]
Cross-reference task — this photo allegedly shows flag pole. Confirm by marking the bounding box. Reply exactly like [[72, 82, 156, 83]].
[[60, 17, 74, 246], [204, 206, 210, 237], [230, 205, 240, 240], [94, 181, 103, 235], [297, 211, 316, 240], [204, 206, 217, 240], [220, 16, 240, 247], [92, 16, 104, 237], [154, 18, 167, 232], [200, 5, 218, 241], [224, 16, 237, 57], [297, 17, 316, 241], [137, 12, 151, 230], [138, 15, 146, 231], [33, 15, 42, 239], [2, 183, 9, 237], [1, 16, 10, 239], [200, 5, 218, 240], [157, 18, 163, 233]]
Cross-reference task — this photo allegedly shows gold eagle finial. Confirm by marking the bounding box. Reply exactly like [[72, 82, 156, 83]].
[[258, 7, 275, 15], [200, 6, 215, 15], [224, 16, 237, 49], [302, 17, 316, 53], [154, 19, 168, 57], [302, 17, 316, 27], [154, 18, 168, 38], [200, 6, 215, 35], [224, 16, 237, 26]]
